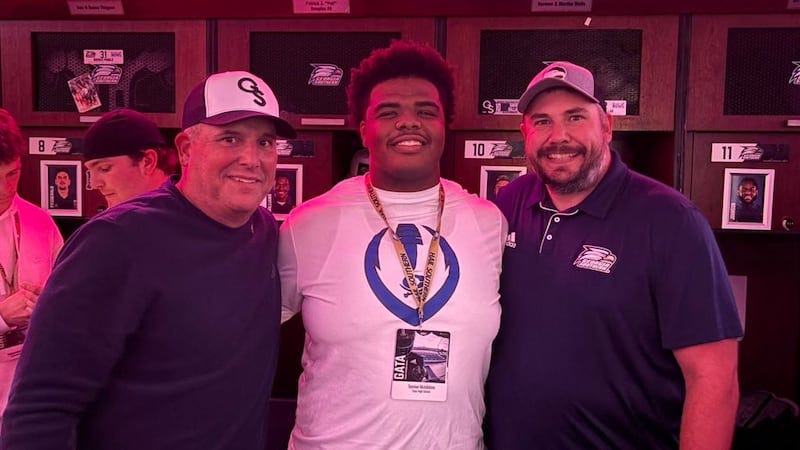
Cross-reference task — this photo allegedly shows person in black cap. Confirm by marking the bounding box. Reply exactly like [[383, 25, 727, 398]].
[[2, 71, 295, 450], [485, 61, 742, 450], [83, 109, 178, 208]]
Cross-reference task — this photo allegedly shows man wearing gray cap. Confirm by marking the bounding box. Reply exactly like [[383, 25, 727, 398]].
[[485, 62, 742, 449], [83, 108, 178, 209], [2, 71, 295, 449]]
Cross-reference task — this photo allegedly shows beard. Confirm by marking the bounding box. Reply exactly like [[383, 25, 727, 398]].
[[530, 143, 607, 195], [740, 195, 757, 205]]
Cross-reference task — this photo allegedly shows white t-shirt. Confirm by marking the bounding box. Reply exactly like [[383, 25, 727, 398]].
[[279, 176, 507, 449]]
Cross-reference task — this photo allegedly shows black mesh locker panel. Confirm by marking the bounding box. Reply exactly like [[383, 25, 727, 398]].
[[34, 32, 175, 113], [724, 27, 800, 116], [249, 31, 401, 116], [478, 29, 642, 115]]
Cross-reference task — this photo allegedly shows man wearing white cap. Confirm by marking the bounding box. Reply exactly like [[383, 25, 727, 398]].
[[485, 62, 742, 449], [2, 71, 295, 450]]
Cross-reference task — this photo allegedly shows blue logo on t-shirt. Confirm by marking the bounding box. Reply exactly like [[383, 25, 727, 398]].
[[364, 224, 460, 326]]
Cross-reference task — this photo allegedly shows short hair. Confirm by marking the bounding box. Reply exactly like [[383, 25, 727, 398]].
[[739, 177, 758, 188], [0, 108, 24, 164], [347, 40, 455, 126], [128, 146, 180, 176]]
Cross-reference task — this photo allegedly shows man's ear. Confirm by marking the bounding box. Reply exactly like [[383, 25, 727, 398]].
[[602, 111, 614, 144], [139, 149, 159, 175], [359, 120, 367, 147], [174, 131, 191, 168]]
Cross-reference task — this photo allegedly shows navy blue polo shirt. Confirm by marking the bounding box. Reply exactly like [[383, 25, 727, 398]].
[[486, 152, 742, 450]]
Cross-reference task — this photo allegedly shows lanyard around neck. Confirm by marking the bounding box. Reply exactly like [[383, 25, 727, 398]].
[[365, 173, 444, 325], [0, 212, 20, 292]]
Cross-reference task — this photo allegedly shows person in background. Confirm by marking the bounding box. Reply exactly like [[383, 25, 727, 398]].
[[486, 61, 742, 449], [493, 175, 510, 197], [732, 176, 762, 223], [50, 169, 76, 210], [490, 174, 511, 204], [279, 40, 506, 449], [0, 108, 63, 431], [269, 175, 294, 214], [83, 108, 178, 209], [1, 71, 296, 449]]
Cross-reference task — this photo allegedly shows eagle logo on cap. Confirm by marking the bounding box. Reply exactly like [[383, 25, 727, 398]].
[[543, 67, 568, 80]]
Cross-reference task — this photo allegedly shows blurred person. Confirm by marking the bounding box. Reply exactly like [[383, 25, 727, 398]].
[[493, 175, 510, 196], [0, 109, 63, 430]]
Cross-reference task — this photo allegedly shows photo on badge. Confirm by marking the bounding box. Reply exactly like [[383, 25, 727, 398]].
[[721, 168, 774, 231], [39, 159, 83, 217], [390, 329, 450, 402]]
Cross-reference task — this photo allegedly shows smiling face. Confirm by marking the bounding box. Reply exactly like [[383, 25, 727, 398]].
[[520, 88, 612, 206], [359, 77, 445, 192], [175, 116, 278, 227], [738, 180, 758, 205], [274, 175, 290, 202]]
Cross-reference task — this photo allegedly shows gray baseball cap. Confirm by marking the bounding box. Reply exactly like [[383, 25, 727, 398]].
[[518, 61, 600, 114]]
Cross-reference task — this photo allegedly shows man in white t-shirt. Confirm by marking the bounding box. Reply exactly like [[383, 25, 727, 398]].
[[279, 40, 507, 449]]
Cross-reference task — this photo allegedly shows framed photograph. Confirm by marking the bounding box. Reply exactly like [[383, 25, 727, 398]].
[[721, 168, 774, 230], [263, 164, 303, 221], [39, 160, 82, 217], [480, 165, 526, 204]]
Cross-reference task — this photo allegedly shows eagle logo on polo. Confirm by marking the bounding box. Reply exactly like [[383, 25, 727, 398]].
[[573, 244, 617, 274], [365, 224, 460, 326]]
